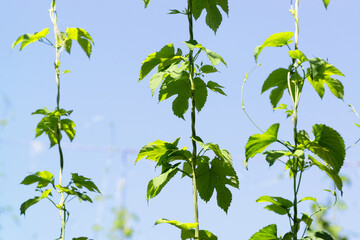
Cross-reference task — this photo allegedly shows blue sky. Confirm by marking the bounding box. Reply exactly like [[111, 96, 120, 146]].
[[0, 0, 359, 239]]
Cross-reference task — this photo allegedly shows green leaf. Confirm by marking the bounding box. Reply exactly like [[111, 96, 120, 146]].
[[262, 68, 290, 108], [307, 124, 345, 173], [20, 189, 52, 215], [306, 230, 335, 240], [159, 74, 191, 119], [207, 81, 226, 95], [192, 0, 229, 33], [289, 50, 308, 63], [136, 138, 183, 163], [143, 0, 151, 8], [72, 237, 89, 240], [155, 218, 198, 231], [201, 65, 218, 73], [244, 124, 280, 168], [181, 229, 218, 240], [254, 32, 294, 62], [308, 155, 343, 194], [194, 77, 208, 112], [192, 137, 233, 165], [65, 28, 94, 58], [21, 170, 54, 188], [196, 157, 238, 213], [249, 224, 279, 240], [185, 41, 226, 67], [61, 119, 76, 141], [298, 196, 317, 204], [264, 150, 288, 166], [257, 196, 293, 215], [12, 28, 50, 50], [322, 0, 330, 9], [71, 173, 100, 193], [147, 163, 180, 201], [307, 58, 344, 99], [301, 213, 313, 228]]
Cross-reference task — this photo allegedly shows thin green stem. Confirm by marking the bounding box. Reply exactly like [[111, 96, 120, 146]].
[[50, 1, 66, 239], [187, 0, 200, 238]]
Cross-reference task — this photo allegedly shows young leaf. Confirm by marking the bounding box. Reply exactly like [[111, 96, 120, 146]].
[[192, 137, 233, 165], [307, 58, 344, 99], [301, 213, 313, 228], [192, 0, 229, 33], [261, 68, 290, 108], [249, 224, 279, 240], [307, 124, 345, 173], [264, 150, 288, 166], [289, 50, 308, 63], [20, 189, 52, 215], [201, 65, 218, 74], [185, 41, 227, 67], [257, 196, 293, 215], [12, 28, 50, 50], [207, 81, 226, 95], [147, 163, 180, 201], [71, 173, 101, 193], [154, 218, 198, 231], [244, 124, 280, 168], [254, 32, 294, 62], [181, 229, 218, 240], [136, 138, 182, 163], [65, 28, 94, 58]]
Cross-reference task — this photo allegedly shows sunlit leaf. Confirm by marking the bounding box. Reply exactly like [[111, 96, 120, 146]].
[[12, 28, 50, 50], [245, 124, 280, 168], [254, 32, 294, 62], [249, 224, 278, 240], [147, 163, 180, 201], [20, 189, 52, 215], [322, 0, 330, 9], [21, 170, 54, 188], [207, 81, 226, 95], [289, 50, 308, 63], [261, 68, 290, 108], [71, 173, 100, 193], [65, 28, 94, 58], [155, 218, 198, 231]]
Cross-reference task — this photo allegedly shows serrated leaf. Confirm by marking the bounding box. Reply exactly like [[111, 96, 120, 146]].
[[207, 81, 226, 95], [192, 137, 233, 165], [307, 124, 345, 173], [194, 77, 208, 112], [136, 138, 181, 163], [155, 218, 198, 231], [139, 44, 177, 81], [245, 124, 280, 168], [307, 58, 344, 99], [65, 28, 94, 58], [249, 224, 278, 240], [196, 157, 238, 213], [71, 173, 100, 193], [12, 28, 49, 50], [159, 74, 191, 119], [261, 68, 290, 108], [192, 0, 229, 33], [147, 163, 180, 201], [254, 32, 294, 62]]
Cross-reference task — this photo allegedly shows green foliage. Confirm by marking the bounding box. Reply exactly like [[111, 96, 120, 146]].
[[65, 28, 94, 58], [249, 224, 279, 240], [139, 42, 226, 119], [254, 32, 294, 62], [12, 28, 49, 50], [32, 108, 75, 147], [244, 124, 280, 168], [257, 196, 293, 215], [322, 0, 330, 9], [21, 170, 54, 188], [20, 189, 52, 215]]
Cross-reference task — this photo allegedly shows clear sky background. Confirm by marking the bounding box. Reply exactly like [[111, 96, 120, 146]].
[[0, 0, 359, 239]]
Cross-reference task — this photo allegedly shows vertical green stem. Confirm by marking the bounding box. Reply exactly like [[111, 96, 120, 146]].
[[187, 0, 200, 238], [50, 1, 65, 239], [291, 0, 300, 239]]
